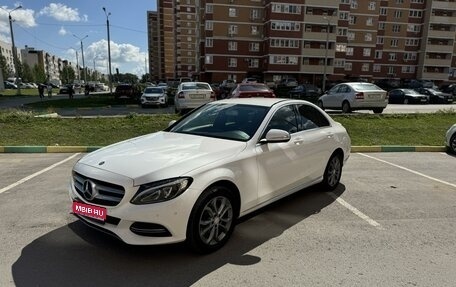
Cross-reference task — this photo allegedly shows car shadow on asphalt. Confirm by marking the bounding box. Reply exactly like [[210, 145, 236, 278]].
[[12, 184, 345, 287]]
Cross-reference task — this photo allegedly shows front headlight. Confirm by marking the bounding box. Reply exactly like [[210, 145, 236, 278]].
[[130, 177, 192, 205]]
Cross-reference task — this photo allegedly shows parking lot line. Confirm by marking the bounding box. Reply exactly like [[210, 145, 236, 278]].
[[0, 153, 80, 195], [329, 192, 384, 230], [358, 153, 456, 189]]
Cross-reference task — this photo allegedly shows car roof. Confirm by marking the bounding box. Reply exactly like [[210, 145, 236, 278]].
[[212, 98, 294, 107]]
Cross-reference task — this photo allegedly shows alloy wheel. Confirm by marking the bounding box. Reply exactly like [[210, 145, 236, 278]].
[[198, 196, 233, 246]]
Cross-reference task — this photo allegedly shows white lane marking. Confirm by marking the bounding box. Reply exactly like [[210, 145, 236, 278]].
[[329, 192, 384, 230], [358, 153, 456, 189], [0, 153, 80, 195]]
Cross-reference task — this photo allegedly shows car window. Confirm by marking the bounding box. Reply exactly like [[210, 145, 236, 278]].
[[350, 83, 383, 91], [265, 105, 298, 135], [296, 104, 330, 130], [144, 88, 163, 93], [169, 103, 269, 141]]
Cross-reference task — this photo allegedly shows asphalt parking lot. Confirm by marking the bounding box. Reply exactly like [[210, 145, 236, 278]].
[[1, 152, 456, 286]]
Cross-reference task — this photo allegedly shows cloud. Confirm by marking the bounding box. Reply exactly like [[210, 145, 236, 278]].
[[0, 6, 36, 39], [58, 26, 67, 36], [84, 39, 148, 75], [38, 3, 88, 22]]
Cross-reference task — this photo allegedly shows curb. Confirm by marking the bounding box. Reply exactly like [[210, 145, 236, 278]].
[[0, 145, 448, 153]]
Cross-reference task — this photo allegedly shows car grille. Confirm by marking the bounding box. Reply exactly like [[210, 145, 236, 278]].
[[73, 172, 125, 206]]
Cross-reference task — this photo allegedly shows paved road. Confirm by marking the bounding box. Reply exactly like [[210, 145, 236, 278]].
[[1, 94, 455, 116], [1, 152, 455, 286]]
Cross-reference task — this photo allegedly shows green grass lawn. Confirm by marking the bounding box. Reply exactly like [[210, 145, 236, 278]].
[[0, 110, 454, 146], [0, 88, 60, 97]]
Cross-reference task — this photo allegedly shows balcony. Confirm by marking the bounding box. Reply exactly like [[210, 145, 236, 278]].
[[302, 31, 337, 42], [304, 14, 338, 25], [425, 44, 454, 53], [428, 29, 456, 39], [420, 72, 449, 81], [432, 1, 456, 10], [430, 15, 454, 25], [300, 64, 334, 74], [304, 0, 339, 8], [302, 48, 335, 58], [423, 58, 452, 67]]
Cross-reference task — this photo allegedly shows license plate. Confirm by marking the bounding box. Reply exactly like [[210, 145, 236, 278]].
[[72, 201, 107, 221], [369, 94, 381, 99], [190, 94, 205, 99]]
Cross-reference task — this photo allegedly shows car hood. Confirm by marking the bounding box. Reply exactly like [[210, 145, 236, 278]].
[[77, 131, 247, 184]]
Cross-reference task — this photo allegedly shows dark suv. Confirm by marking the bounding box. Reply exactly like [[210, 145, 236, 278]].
[[114, 84, 141, 100]]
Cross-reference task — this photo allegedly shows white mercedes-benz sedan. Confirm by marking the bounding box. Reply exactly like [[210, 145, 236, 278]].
[[69, 98, 351, 253]]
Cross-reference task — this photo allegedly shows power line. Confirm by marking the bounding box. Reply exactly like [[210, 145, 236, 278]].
[[15, 24, 69, 50]]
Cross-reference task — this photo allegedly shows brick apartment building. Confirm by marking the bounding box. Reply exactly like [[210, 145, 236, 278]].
[[148, 0, 456, 86]]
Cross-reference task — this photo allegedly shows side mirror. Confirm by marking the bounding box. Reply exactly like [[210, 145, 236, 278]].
[[168, 120, 177, 127], [260, 129, 291, 144]]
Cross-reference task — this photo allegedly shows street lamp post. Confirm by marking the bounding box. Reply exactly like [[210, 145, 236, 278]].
[[322, 17, 331, 94], [103, 7, 113, 95], [7, 5, 22, 95], [73, 34, 88, 84]]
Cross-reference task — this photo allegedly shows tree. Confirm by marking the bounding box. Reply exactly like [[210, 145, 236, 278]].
[[60, 65, 75, 84], [21, 63, 33, 83], [141, 73, 151, 83], [33, 64, 46, 84], [0, 54, 13, 79]]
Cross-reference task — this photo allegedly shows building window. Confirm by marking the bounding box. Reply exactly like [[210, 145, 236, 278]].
[[340, 0, 350, 3], [336, 44, 347, 52], [394, 11, 402, 18], [409, 10, 422, 18], [228, 41, 237, 51], [228, 58, 237, 67], [349, 16, 356, 24], [375, 50, 382, 59], [250, 9, 260, 20], [402, 66, 415, 73], [362, 63, 369, 72], [270, 56, 298, 65], [351, 0, 358, 9], [407, 24, 421, 33], [391, 39, 398, 47], [205, 55, 213, 64], [388, 66, 395, 75], [392, 25, 400, 33], [206, 4, 213, 13], [365, 33, 372, 42], [366, 17, 373, 26], [389, 53, 397, 61], [205, 38, 213, 47], [373, 64, 381, 72], [380, 8, 387, 15], [337, 28, 347, 36], [205, 21, 213, 30], [272, 4, 301, 14], [346, 47, 354, 56], [378, 22, 385, 30], [248, 59, 259, 68], [229, 8, 237, 17], [249, 42, 260, 52], [395, 0, 403, 3], [334, 59, 345, 67], [347, 32, 355, 40], [339, 11, 349, 20], [270, 39, 299, 48], [363, 48, 371, 57], [405, 38, 419, 46], [251, 26, 259, 35], [228, 25, 238, 35], [271, 21, 300, 31], [377, 36, 384, 44], [345, 62, 352, 71], [368, 2, 376, 10]]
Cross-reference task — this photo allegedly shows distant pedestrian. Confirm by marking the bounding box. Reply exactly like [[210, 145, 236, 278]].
[[47, 84, 52, 98], [38, 84, 45, 100], [68, 84, 74, 100]]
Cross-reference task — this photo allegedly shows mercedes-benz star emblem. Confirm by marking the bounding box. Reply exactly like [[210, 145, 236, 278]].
[[82, 180, 97, 200]]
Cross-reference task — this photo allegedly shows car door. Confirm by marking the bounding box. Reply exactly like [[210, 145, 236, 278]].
[[324, 85, 340, 107]]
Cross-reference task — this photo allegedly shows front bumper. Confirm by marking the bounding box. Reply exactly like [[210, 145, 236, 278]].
[[141, 96, 166, 106], [69, 166, 198, 245]]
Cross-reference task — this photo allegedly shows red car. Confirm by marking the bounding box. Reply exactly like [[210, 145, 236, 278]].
[[228, 83, 276, 98]]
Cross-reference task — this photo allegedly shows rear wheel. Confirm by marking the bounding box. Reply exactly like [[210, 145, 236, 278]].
[[449, 133, 456, 154], [342, 101, 351, 113], [187, 186, 236, 253], [373, 108, 383, 114], [320, 153, 343, 191], [403, 98, 409, 104]]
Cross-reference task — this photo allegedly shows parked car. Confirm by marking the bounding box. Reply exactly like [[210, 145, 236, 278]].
[[446, 124, 456, 154], [174, 81, 215, 113], [3, 81, 17, 89], [115, 84, 141, 100], [288, 84, 321, 103], [241, 77, 259, 83], [415, 88, 453, 104], [317, 82, 387, 114], [278, 78, 298, 88], [58, 84, 73, 94], [439, 83, 456, 96], [229, 83, 276, 98], [374, 79, 400, 91], [69, 98, 351, 253], [140, 86, 168, 108], [218, 79, 237, 99], [387, 89, 429, 104]]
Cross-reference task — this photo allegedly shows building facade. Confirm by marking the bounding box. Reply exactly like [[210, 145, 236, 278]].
[[148, 0, 456, 86], [0, 40, 22, 76]]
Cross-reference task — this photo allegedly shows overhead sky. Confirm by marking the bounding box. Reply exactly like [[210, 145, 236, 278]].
[[0, 1, 157, 76]]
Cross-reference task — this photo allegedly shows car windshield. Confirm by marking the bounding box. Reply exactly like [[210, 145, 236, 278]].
[[168, 103, 269, 141], [350, 83, 383, 91], [182, 83, 211, 90], [239, 84, 269, 92], [144, 87, 164, 93]]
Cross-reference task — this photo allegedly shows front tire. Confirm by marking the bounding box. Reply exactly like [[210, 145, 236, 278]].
[[449, 133, 456, 154], [320, 153, 343, 191], [187, 186, 236, 253], [342, 101, 351, 113], [373, 108, 383, 114]]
